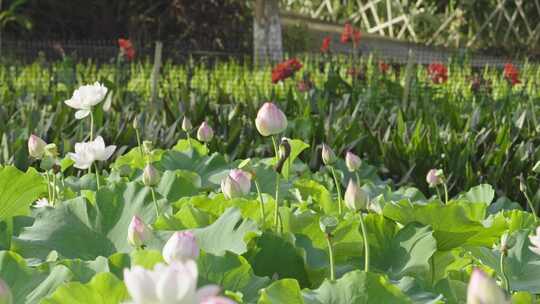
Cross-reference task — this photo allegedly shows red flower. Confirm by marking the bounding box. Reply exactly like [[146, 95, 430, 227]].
[[341, 23, 361, 46], [503, 63, 521, 86], [271, 58, 303, 84], [378, 61, 390, 74], [321, 37, 331, 53], [341, 23, 354, 44], [428, 62, 448, 84], [118, 38, 136, 61]]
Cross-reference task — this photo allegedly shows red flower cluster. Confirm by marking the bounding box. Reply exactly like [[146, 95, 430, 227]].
[[271, 58, 303, 84], [428, 62, 448, 84], [379, 61, 390, 74], [118, 38, 135, 61], [340, 23, 361, 46], [321, 36, 331, 53], [503, 63, 521, 86]]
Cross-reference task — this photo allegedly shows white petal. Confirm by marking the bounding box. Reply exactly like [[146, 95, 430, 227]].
[[101, 145, 116, 161], [196, 285, 221, 302], [64, 98, 82, 109], [103, 92, 113, 112], [75, 110, 91, 119], [124, 267, 159, 303]]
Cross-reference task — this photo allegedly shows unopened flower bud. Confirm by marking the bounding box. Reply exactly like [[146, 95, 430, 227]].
[[321, 144, 336, 166], [28, 134, 47, 159], [344, 180, 368, 211], [197, 122, 214, 142], [128, 216, 150, 248], [221, 176, 243, 199], [255, 102, 287, 137], [500, 232, 515, 253], [143, 164, 160, 187], [426, 169, 444, 188], [466, 268, 507, 304], [345, 151, 361, 172], [182, 116, 192, 132], [162, 231, 200, 263]]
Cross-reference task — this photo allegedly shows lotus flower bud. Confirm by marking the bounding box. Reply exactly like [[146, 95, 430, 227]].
[[466, 268, 507, 304], [182, 116, 192, 132], [345, 151, 361, 172], [197, 122, 214, 142], [221, 176, 243, 199], [143, 164, 160, 187], [275, 138, 291, 174], [321, 144, 336, 166], [201, 297, 237, 304], [28, 134, 47, 159], [500, 232, 515, 253], [132, 116, 140, 129], [228, 169, 251, 194], [128, 216, 150, 248], [0, 278, 12, 304], [255, 102, 287, 136], [529, 226, 540, 256], [344, 180, 368, 211], [426, 169, 443, 188], [162, 231, 200, 263]]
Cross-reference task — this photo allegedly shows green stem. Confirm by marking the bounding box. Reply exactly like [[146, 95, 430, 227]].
[[271, 136, 279, 162], [435, 186, 443, 203], [150, 187, 159, 217], [89, 111, 94, 142], [51, 172, 57, 205], [355, 171, 360, 186], [523, 191, 538, 223], [430, 256, 436, 285], [358, 212, 370, 272], [45, 171, 52, 202], [186, 133, 192, 148], [274, 172, 280, 233], [443, 182, 449, 204], [330, 167, 343, 215], [500, 251, 510, 292], [325, 234, 336, 281], [135, 127, 143, 158], [94, 163, 101, 190], [254, 180, 265, 224]]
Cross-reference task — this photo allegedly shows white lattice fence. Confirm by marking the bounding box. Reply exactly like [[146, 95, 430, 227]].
[[281, 0, 540, 50]]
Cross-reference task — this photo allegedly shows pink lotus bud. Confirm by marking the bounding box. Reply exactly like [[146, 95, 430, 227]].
[[321, 144, 336, 166], [426, 169, 443, 188], [344, 180, 368, 211], [0, 278, 12, 304], [221, 176, 243, 199], [128, 216, 150, 248], [162, 231, 200, 263], [466, 268, 507, 304], [228, 169, 251, 194], [529, 226, 540, 256], [345, 151, 361, 172], [197, 122, 214, 142], [143, 164, 160, 187], [201, 297, 237, 304], [255, 102, 287, 136], [182, 116, 192, 132], [28, 134, 47, 159]]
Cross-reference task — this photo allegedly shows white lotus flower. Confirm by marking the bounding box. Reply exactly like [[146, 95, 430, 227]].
[[123, 260, 235, 304], [68, 136, 116, 170], [64, 82, 108, 119]]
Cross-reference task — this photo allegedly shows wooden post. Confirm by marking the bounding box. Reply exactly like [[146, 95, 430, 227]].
[[253, 0, 283, 67], [151, 41, 163, 105]]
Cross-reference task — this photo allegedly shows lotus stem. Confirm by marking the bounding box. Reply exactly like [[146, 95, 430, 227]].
[[358, 211, 370, 272], [330, 166, 343, 215], [150, 187, 159, 217], [500, 250, 510, 292], [254, 179, 265, 224], [325, 233, 336, 281]]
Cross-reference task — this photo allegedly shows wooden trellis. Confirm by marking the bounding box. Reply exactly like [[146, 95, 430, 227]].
[[281, 0, 540, 50]]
